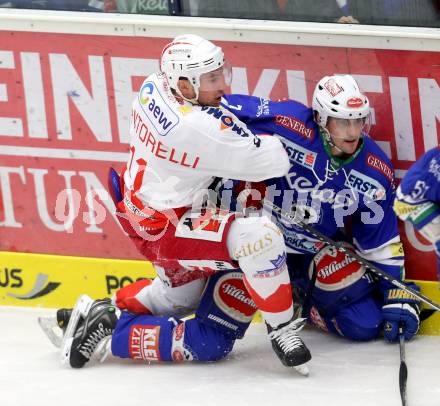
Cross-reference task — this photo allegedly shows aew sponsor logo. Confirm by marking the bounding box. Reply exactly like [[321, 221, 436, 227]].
[[345, 169, 386, 201], [1, 268, 60, 300], [201, 106, 261, 148], [105, 275, 149, 294], [366, 154, 394, 183], [278, 137, 316, 169], [129, 325, 161, 361], [274, 115, 313, 139], [213, 272, 257, 323], [139, 81, 179, 136]]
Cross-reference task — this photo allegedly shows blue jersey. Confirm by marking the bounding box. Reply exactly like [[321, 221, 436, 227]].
[[395, 147, 440, 232], [394, 148, 440, 282], [397, 148, 440, 205], [222, 95, 404, 286]]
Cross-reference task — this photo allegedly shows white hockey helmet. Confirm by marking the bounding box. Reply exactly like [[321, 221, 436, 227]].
[[160, 34, 227, 100], [312, 74, 370, 128]]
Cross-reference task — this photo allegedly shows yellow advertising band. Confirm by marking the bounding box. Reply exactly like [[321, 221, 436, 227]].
[[0, 252, 438, 335], [0, 251, 155, 308]]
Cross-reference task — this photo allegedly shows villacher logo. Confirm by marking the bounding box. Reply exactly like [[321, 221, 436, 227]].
[[5, 272, 60, 300]]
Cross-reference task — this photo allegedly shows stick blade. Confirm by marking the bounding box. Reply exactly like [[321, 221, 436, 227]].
[[399, 360, 408, 406]]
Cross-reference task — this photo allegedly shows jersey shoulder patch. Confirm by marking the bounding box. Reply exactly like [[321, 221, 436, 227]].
[[361, 137, 395, 188], [138, 78, 180, 136], [271, 101, 316, 141]]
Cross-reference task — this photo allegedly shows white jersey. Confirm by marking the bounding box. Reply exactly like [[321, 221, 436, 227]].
[[123, 72, 289, 210]]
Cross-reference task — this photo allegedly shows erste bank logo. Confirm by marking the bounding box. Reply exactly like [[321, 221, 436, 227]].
[[345, 169, 386, 201], [278, 137, 317, 169]]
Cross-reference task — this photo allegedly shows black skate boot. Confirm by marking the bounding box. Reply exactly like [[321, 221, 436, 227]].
[[56, 308, 72, 331], [69, 298, 118, 368], [267, 318, 311, 374]]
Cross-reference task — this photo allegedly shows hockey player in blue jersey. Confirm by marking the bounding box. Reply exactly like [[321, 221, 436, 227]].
[[222, 74, 420, 343], [394, 147, 440, 283]]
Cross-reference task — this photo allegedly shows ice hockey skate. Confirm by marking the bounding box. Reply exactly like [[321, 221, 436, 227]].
[[60, 295, 118, 368], [267, 317, 311, 376]]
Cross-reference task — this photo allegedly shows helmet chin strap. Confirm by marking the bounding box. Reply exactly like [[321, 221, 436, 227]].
[[176, 87, 200, 105], [322, 126, 346, 155], [183, 95, 200, 105]]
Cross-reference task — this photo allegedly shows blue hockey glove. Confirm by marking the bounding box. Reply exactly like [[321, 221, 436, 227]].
[[382, 282, 421, 342]]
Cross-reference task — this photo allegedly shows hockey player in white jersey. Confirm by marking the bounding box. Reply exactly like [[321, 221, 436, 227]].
[[44, 34, 311, 373]]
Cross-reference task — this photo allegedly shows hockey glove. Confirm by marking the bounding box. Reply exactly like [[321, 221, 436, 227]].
[[382, 282, 421, 342]]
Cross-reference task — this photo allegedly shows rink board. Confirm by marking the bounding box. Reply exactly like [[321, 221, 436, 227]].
[[415, 280, 440, 336], [0, 251, 155, 308], [0, 12, 438, 282], [1, 251, 439, 335]]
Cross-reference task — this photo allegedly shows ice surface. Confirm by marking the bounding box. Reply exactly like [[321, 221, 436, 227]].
[[1, 306, 439, 406]]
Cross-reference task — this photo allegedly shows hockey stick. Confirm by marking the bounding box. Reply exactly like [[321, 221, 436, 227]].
[[264, 200, 440, 312], [300, 260, 318, 319], [399, 326, 408, 406]]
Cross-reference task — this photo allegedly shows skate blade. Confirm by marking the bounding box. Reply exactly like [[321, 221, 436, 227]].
[[60, 294, 94, 365], [294, 363, 309, 377], [38, 316, 63, 348], [293, 317, 307, 331]]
